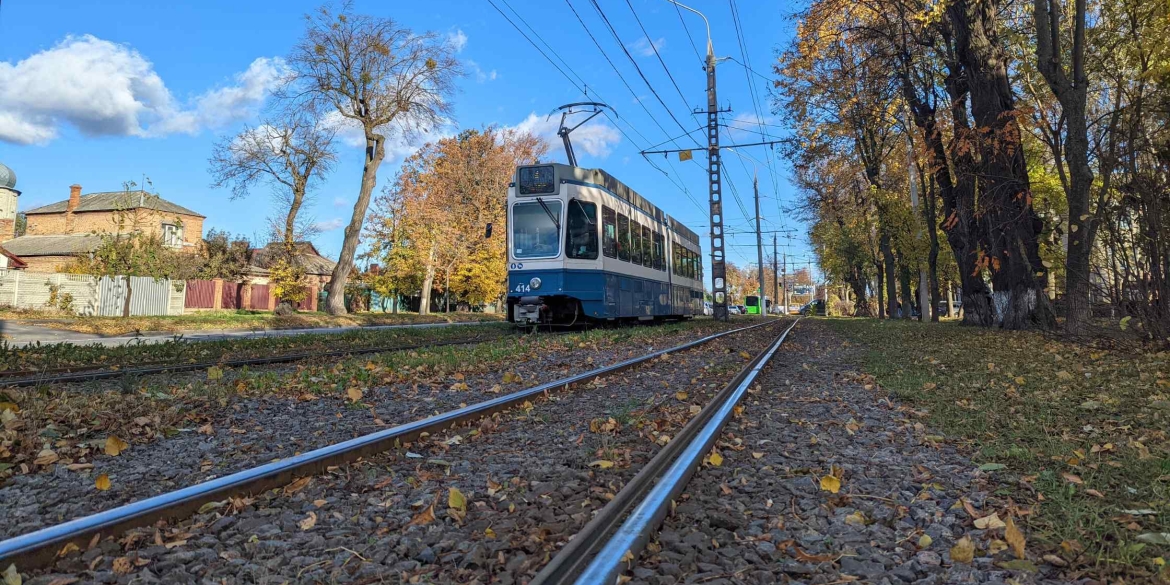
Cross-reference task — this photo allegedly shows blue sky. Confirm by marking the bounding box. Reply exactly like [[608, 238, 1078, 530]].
[[0, 0, 816, 283]]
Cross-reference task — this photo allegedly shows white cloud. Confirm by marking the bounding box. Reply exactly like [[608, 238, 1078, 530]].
[[466, 60, 497, 84], [510, 111, 621, 159], [625, 37, 665, 58], [0, 35, 284, 145], [447, 29, 468, 53], [332, 196, 349, 208], [312, 218, 346, 232]]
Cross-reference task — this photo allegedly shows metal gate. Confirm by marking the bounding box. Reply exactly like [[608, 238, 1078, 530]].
[[97, 276, 174, 317]]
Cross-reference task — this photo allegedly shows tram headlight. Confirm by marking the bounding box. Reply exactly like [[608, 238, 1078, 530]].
[[529, 277, 542, 290]]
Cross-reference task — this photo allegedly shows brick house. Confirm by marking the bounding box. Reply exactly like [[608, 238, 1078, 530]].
[[249, 241, 337, 287], [2, 183, 205, 272]]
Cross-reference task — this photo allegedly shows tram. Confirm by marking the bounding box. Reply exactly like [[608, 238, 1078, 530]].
[[505, 163, 704, 325]]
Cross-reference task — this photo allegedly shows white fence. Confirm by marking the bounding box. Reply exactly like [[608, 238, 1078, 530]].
[[0, 270, 185, 316]]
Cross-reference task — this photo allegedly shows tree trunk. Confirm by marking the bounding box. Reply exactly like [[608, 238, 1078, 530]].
[[899, 264, 914, 320], [326, 136, 385, 315], [848, 268, 872, 317], [285, 184, 306, 253], [882, 234, 898, 318], [949, 0, 1055, 330], [122, 276, 132, 318], [419, 241, 437, 315], [947, 285, 956, 318], [875, 265, 886, 319]]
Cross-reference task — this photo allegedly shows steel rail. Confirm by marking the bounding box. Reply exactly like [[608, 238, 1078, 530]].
[[0, 330, 515, 388], [532, 318, 800, 585], [0, 319, 780, 571]]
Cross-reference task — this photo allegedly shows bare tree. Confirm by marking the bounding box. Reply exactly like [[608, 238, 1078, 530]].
[[208, 111, 336, 259], [286, 3, 462, 315]]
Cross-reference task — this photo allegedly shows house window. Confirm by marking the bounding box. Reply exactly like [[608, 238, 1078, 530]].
[[162, 223, 183, 247]]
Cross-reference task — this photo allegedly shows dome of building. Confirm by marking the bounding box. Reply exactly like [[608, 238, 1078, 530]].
[[0, 162, 15, 190]]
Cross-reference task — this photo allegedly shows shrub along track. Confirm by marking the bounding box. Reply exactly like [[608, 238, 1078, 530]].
[[1, 318, 784, 583]]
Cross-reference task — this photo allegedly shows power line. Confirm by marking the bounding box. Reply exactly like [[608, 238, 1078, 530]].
[[673, 1, 704, 65], [624, 0, 702, 129]]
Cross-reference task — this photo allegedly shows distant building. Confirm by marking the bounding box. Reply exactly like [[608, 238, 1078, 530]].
[[249, 241, 337, 287], [0, 162, 206, 272]]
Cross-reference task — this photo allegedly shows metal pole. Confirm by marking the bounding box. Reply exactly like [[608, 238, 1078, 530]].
[[706, 47, 728, 321], [754, 172, 764, 315], [772, 234, 778, 317]]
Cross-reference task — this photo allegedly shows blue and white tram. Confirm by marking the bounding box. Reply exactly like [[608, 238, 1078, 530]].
[[506, 163, 705, 324]]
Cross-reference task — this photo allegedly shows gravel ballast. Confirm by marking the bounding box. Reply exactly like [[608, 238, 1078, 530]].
[[8, 320, 786, 584]]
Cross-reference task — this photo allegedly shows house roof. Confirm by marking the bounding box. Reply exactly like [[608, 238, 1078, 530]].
[[23, 190, 206, 218], [0, 234, 105, 257], [0, 244, 27, 268], [251, 241, 337, 276]]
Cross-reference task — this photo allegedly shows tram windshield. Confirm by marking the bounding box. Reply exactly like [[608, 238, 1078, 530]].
[[566, 199, 598, 259], [512, 200, 563, 259]]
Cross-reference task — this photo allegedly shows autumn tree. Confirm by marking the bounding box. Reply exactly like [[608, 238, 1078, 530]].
[[287, 3, 462, 315], [197, 229, 254, 280]]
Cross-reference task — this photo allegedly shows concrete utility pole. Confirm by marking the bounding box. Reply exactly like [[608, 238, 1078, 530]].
[[704, 43, 729, 320], [781, 252, 789, 315], [753, 172, 764, 314], [906, 109, 931, 321], [772, 234, 778, 317]]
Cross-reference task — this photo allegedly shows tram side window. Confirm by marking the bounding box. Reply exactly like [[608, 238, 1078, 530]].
[[672, 242, 681, 275], [566, 199, 599, 260], [631, 220, 643, 266], [602, 206, 616, 258], [653, 233, 665, 271], [686, 248, 695, 279], [641, 226, 652, 268], [617, 213, 630, 262]]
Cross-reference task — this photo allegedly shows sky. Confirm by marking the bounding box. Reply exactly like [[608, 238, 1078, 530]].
[[0, 0, 818, 286]]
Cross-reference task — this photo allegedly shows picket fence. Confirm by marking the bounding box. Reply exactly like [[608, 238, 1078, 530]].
[[0, 270, 185, 317]]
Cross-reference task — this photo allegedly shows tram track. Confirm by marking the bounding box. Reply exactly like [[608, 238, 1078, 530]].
[[0, 319, 785, 576]]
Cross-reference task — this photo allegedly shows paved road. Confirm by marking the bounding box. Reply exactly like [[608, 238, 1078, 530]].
[[0, 319, 493, 348]]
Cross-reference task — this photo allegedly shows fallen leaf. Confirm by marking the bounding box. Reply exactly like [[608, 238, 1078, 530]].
[[950, 536, 975, 563], [918, 534, 933, 548], [33, 449, 59, 466], [1062, 473, 1083, 485], [845, 511, 867, 526], [111, 557, 132, 575], [346, 387, 363, 403], [313, 499, 328, 508], [738, 351, 751, 360], [484, 527, 496, 538], [708, 451, 724, 467], [689, 405, 702, 415], [1136, 533, 1170, 545], [819, 475, 841, 494], [104, 436, 129, 457], [448, 487, 467, 513], [56, 543, 79, 558], [1005, 516, 1026, 559], [94, 474, 111, 491], [1085, 489, 1105, 498], [978, 463, 1006, 472], [502, 372, 522, 384], [590, 460, 615, 469], [974, 512, 1006, 530], [207, 366, 223, 381], [197, 423, 214, 435], [283, 477, 311, 495], [298, 511, 317, 531], [792, 546, 834, 563], [988, 539, 1008, 554], [752, 452, 765, 459], [450, 382, 470, 391], [1, 564, 18, 585], [409, 503, 436, 526]]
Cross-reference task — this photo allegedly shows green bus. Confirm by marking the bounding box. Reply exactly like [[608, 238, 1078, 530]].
[[745, 295, 770, 315]]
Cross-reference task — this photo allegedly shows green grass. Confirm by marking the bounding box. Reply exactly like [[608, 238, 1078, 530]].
[[824, 317, 1170, 581]]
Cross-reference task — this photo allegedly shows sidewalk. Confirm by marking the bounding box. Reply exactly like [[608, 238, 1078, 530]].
[[0, 319, 490, 348]]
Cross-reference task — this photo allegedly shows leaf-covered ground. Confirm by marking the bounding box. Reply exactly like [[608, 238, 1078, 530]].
[[0, 308, 503, 337], [826, 317, 1170, 582]]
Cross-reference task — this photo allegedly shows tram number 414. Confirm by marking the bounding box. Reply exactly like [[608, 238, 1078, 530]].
[[513, 283, 531, 293]]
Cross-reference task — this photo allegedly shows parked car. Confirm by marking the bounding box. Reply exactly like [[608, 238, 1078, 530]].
[[800, 300, 826, 316], [728, 305, 742, 315]]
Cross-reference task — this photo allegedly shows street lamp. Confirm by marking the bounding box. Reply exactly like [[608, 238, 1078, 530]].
[[664, 0, 712, 58]]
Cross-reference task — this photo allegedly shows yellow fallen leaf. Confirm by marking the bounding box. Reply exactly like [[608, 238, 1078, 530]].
[[207, 366, 223, 381], [1014, 376, 1025, 385], [0, 402, 18, 413], [2, 564, 19, 585], [448, 487, 467, 513], [484, 527, 496, 538], [819, 475, 841, 494], [104, 436, 129, 457], [94, 474, 111, 491], [111, 557, 132, 575], [675, 391, 688, 400], [450, 382, 470, 391], [56, 542, 80, 558], [298, 511, 317, 531], [452, 373, 465, 381], [1005, 516, 1026, 559], [739, 351, 751, 360], [502, 372, 522, 384], [708, 451, 724, 467], [950, 535, 975, 563], [346, 387, 364, 403], [313, 499, 328, 508], [989, 539, 1008, 554], [974, 512, 1006, 530], [752, 452, 765, 459], [918, 534, 933, 548], [590, 460, 615, 469], [845, 511, 866, 526]]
